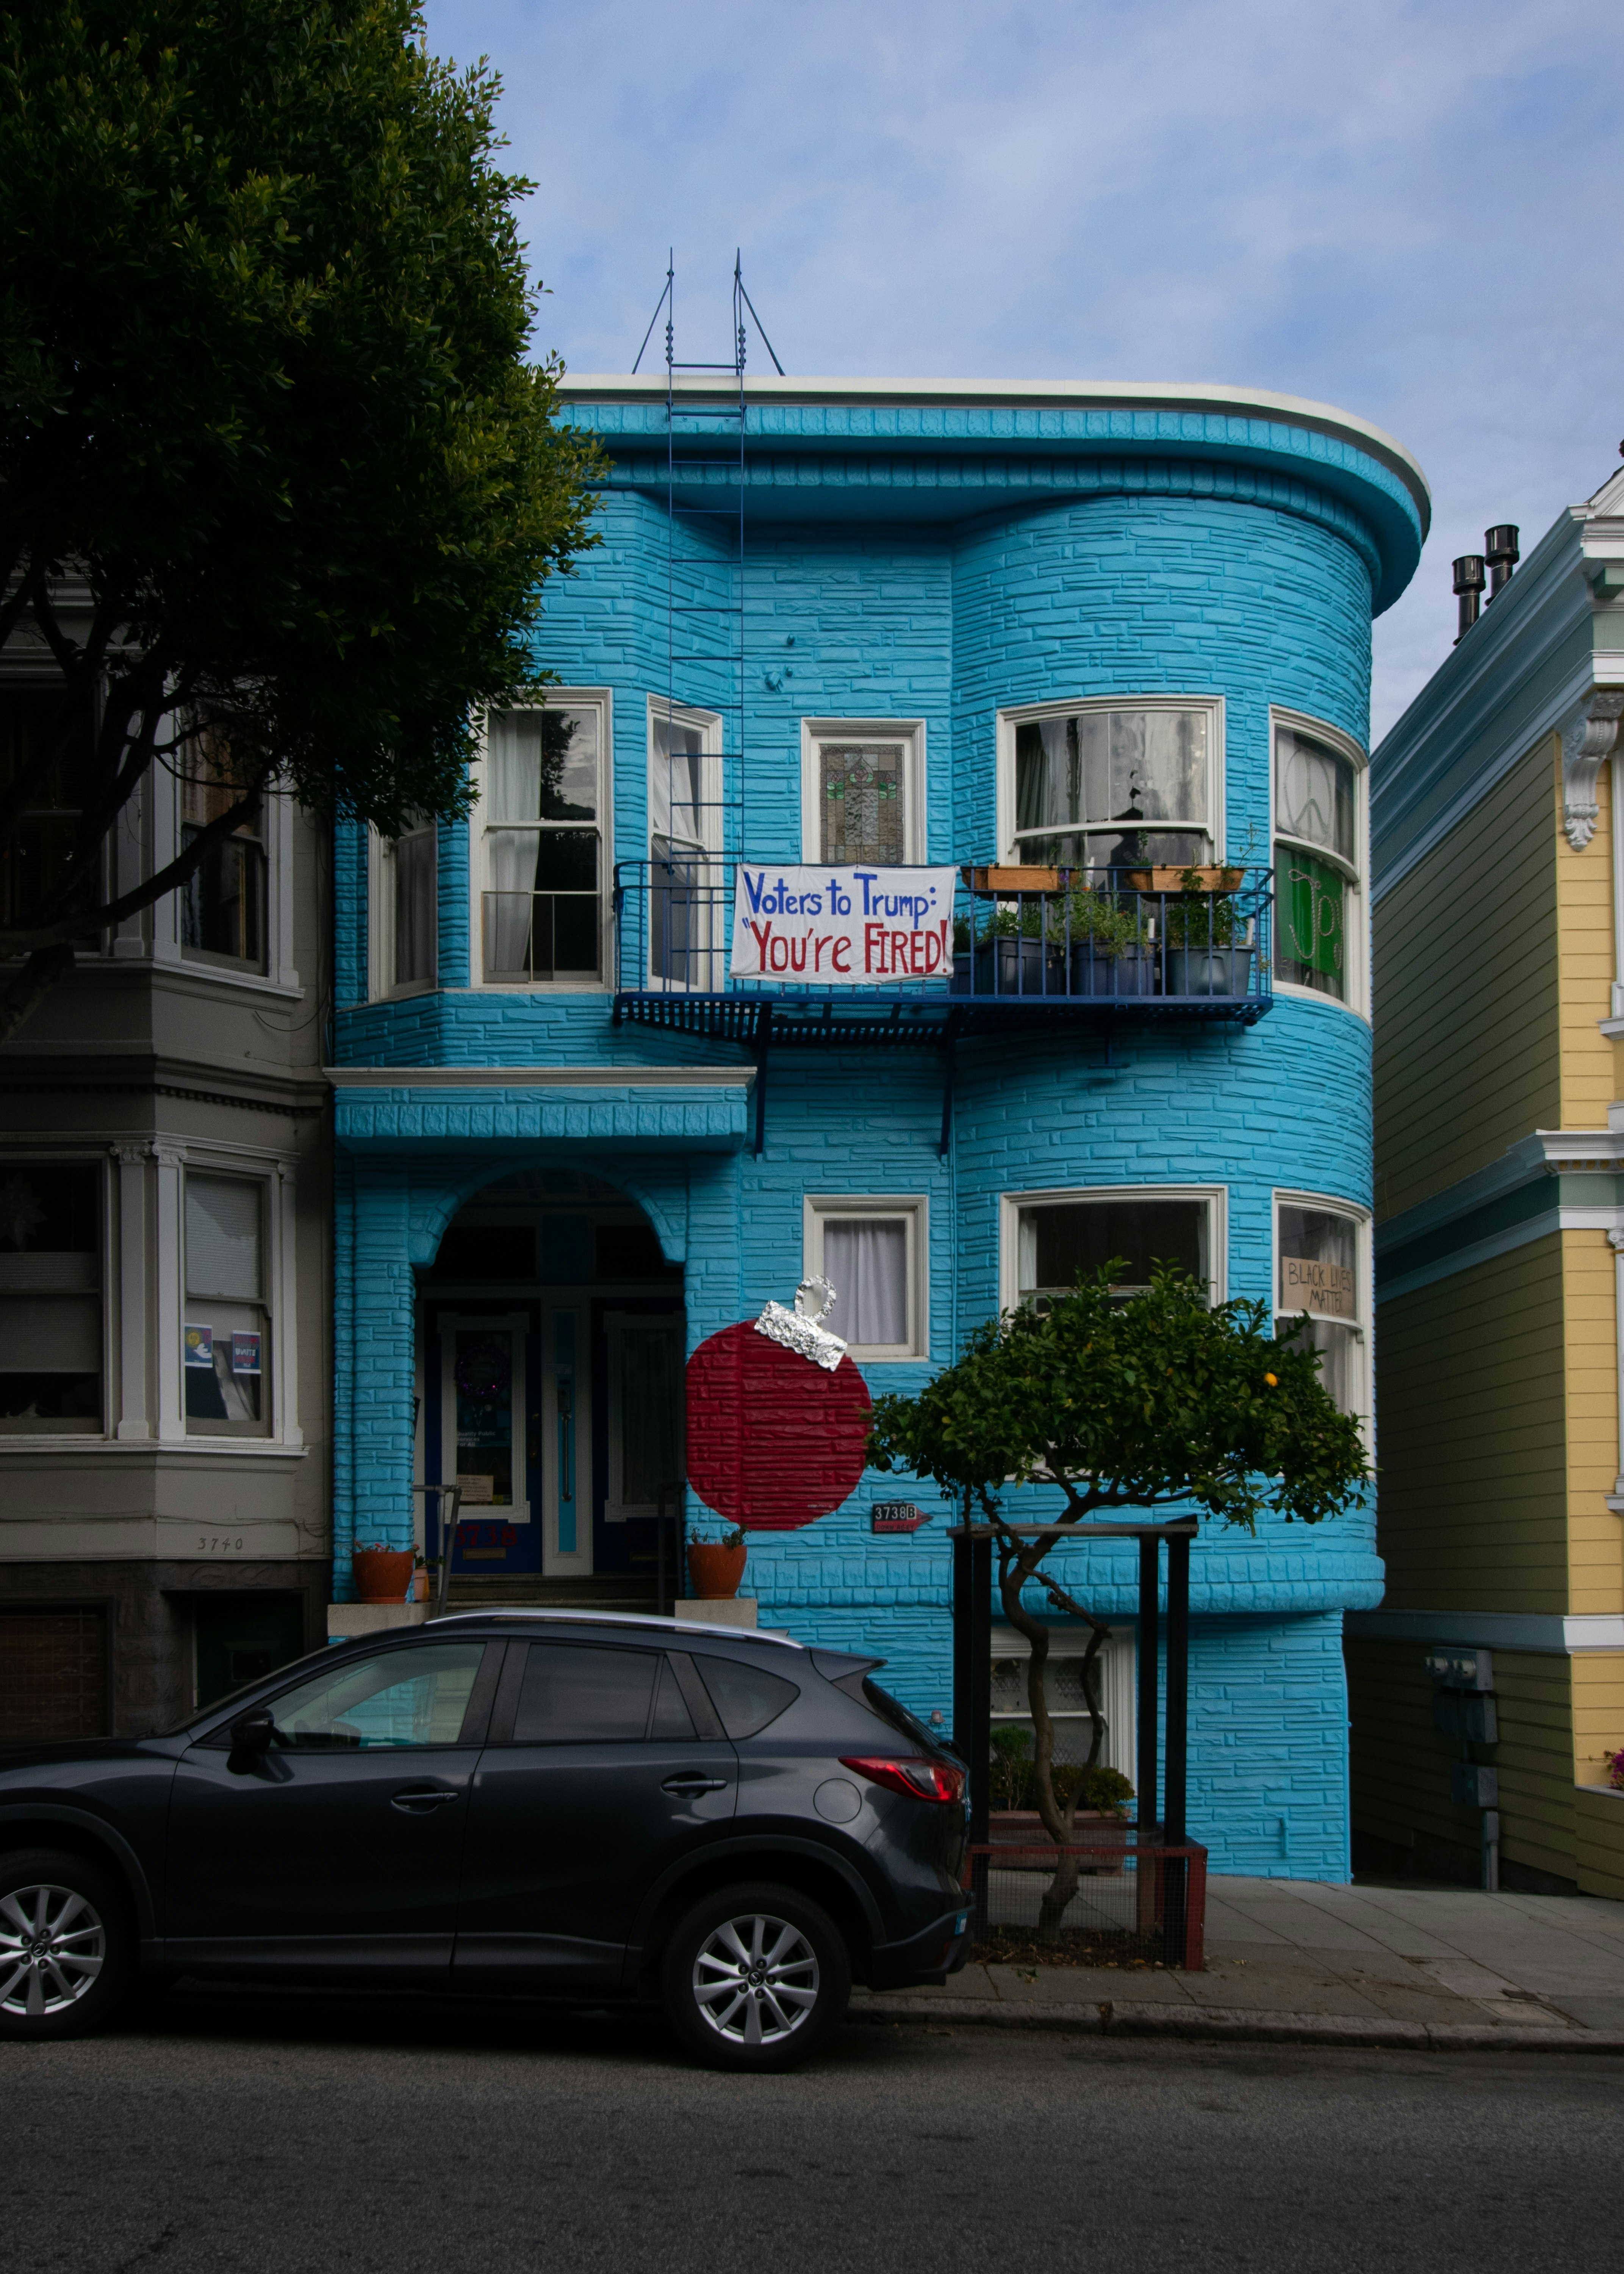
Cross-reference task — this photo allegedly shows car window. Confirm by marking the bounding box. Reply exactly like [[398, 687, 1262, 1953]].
[[263, 1642, 487, 1750], [861, 1676, 942, 1753], [512, 1643, 659, 1743], [690, 1654, 799, 1738], [650, 1655, 697, 1740]]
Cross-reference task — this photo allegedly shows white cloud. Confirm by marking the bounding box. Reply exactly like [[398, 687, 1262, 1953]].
[[429, 0, 1624, 736]]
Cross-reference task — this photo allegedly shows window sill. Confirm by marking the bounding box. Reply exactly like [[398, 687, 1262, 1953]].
[[0, 1436, 307, 1458], [1272, 979, 1369, 1026]]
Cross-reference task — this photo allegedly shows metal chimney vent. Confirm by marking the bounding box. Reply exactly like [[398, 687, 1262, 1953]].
[[1453, 554, 1486, 643]]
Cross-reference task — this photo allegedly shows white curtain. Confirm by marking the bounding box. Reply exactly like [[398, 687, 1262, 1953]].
[[823, 1218, 908, 1347], [484, 829, 538, 976], [650, 713, 718, 984], [186, 1176, 261, 1299], [487, 711, 542, 821]]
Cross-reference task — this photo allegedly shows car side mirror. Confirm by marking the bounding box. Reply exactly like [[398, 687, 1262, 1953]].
[[227, 1707, 277, 1771]]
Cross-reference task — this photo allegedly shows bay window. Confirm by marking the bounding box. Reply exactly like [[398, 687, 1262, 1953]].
[[480, 698, 607, 985], [0, 1161, 102, 1435], [1274, 1194, 1369, 1420], [1004, 700, 1218, 875], [1273, 714, 1366, 1012], [649, 700, 722, 986], [373, 817, 437, 997], [1010, 1189, 1220, 1309], [183, 1171, 269, 1434]]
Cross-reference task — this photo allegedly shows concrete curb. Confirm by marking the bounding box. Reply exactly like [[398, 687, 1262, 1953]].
[[846, 1994, 1624, 2055]]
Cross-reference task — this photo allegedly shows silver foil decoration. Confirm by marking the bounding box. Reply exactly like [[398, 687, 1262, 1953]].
[[754, 1275, 848, 1372]]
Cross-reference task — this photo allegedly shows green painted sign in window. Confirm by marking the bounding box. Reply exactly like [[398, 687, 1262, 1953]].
[[1277, 848, 1346, 999]]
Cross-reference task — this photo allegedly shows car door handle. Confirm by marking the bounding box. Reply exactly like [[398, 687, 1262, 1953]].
[[662, 1774, 729, 1796], [391, 1787, 460, 1812]]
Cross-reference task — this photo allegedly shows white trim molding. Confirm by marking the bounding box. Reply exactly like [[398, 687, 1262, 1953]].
[[1346, 1609, 1624, 1654], [803, 1193, 929, 1361], [799, 717, 926, 865], [1561, 690, 1624, 850]]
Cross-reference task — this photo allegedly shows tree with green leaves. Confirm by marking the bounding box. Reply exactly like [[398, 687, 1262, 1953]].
[[0, 0, 602, 1037], [867, 1264, 1369, 1938]]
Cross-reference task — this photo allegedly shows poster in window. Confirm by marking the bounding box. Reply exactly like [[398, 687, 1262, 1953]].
[[231, 1330, 261, 1376], [1281, 1256, 1355, 1319], [184, 1324, 214, 1368], [1276, 850, 1345, 989]]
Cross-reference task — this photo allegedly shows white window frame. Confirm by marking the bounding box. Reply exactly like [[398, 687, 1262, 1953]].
[[368, 821, 438, 1002], [801, 717, 926, 865], [990, 1622, 1138, 1789], [180, 1162, 278, 1443], [996, 695, 1225, 870], [1272, 1189, 1373, 1442], [999, 1184, 1227, 1316], [466, 689, 613, 993], [154, 756, 300, 996], [0, 1146, 111, 1445], [603, 1307, 685, 1522], [803, 1194, 929, 1361], [1270, 706, 1369, 1023], [647, 697, 724, 989]]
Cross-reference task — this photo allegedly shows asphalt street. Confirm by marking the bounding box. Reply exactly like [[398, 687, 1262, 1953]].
[[3, 1989, 1621, 2274]]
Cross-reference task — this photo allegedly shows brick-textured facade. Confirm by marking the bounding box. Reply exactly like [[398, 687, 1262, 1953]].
[[331, 376, 1426, 1878]]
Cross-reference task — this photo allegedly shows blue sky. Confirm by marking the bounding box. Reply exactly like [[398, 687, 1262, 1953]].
[[425, 0, 1623, 740]]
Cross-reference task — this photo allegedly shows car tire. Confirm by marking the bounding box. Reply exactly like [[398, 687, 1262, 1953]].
[[660, 1881, 851, 2073], [0, 1847, 130, 2041]]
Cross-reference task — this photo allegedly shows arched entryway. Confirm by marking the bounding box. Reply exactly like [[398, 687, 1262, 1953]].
[[417, 1168, 684, 1608]]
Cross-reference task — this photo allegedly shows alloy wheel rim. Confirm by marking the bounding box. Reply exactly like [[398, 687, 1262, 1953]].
[[0, 1884, 106, 2017], [693, 1913, 819, 2046]]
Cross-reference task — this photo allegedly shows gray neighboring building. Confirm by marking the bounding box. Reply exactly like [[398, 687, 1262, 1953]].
[[0, 603, 331, 1738]]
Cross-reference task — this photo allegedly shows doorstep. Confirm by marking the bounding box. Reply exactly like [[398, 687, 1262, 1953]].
[[327, 1602, 428, 1641]]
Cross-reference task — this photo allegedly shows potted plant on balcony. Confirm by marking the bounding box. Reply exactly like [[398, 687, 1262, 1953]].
[[967, 899, 1062, 997], [1046, 888, 1153, 998], [1164, 873, 1253, 997], [687, 1523, 747, 1600]]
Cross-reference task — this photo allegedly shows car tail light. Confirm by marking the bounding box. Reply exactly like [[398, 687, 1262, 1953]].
[[840, 1755, 965, 1805]]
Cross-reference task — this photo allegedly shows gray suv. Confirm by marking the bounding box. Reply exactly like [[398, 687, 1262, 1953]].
[[0, 1610, 970, 2070]]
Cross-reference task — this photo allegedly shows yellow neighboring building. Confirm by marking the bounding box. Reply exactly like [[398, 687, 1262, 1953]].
[[1352, 464, 1624, 1898]]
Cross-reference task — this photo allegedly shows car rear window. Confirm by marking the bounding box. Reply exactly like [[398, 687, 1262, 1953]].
[[690, 1653, 798, 1738], [860, 1676, 941, 1752]]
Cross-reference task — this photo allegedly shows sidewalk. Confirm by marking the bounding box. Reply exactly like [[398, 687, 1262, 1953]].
[[849, 1876, 1624, 2051]]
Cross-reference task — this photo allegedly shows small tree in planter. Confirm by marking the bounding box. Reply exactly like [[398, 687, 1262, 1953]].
[[867, 1262, 1369, 1939]]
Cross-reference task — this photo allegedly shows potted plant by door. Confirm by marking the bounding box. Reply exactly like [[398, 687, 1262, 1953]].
[[1164, 877, 1253, 997], [687, 1524, 747, 1600], [351, 1543, 416, 1602]]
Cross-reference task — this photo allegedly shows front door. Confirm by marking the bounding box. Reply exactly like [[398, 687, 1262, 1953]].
[[164, 1637, 499, 1976], [454, 1637, 737, 1988]]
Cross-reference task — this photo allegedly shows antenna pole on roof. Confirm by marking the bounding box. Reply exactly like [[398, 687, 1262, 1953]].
[[734, 251, 784, 377]]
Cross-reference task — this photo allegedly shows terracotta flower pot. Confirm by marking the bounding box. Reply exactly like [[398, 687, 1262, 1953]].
[[687, 1539, 746, 1600], [352, 1547, 416, 1604]]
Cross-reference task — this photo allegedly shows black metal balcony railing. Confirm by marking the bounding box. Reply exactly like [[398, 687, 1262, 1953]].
[[612, 862, 1273, 1042]]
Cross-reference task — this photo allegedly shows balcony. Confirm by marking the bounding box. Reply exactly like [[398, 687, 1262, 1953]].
[[612, 862, 1273, 1047]]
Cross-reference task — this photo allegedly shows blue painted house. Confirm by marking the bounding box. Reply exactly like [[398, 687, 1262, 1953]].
[[330, 369, 1428, 1880]]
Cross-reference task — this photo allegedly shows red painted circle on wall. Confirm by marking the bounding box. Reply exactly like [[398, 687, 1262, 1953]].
[[685, 1320, 872, 1530]]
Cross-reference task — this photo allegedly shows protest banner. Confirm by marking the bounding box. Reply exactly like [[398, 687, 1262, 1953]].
[[728, 863, 957, 983]]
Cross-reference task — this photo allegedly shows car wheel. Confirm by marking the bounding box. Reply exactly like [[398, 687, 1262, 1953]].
[[0, 1848, 129, 2041], [661, 1881, 851, 2072]]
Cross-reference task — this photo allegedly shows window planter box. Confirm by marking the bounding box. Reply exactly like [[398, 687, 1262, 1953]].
[[1127, 865, 1244, 892]]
